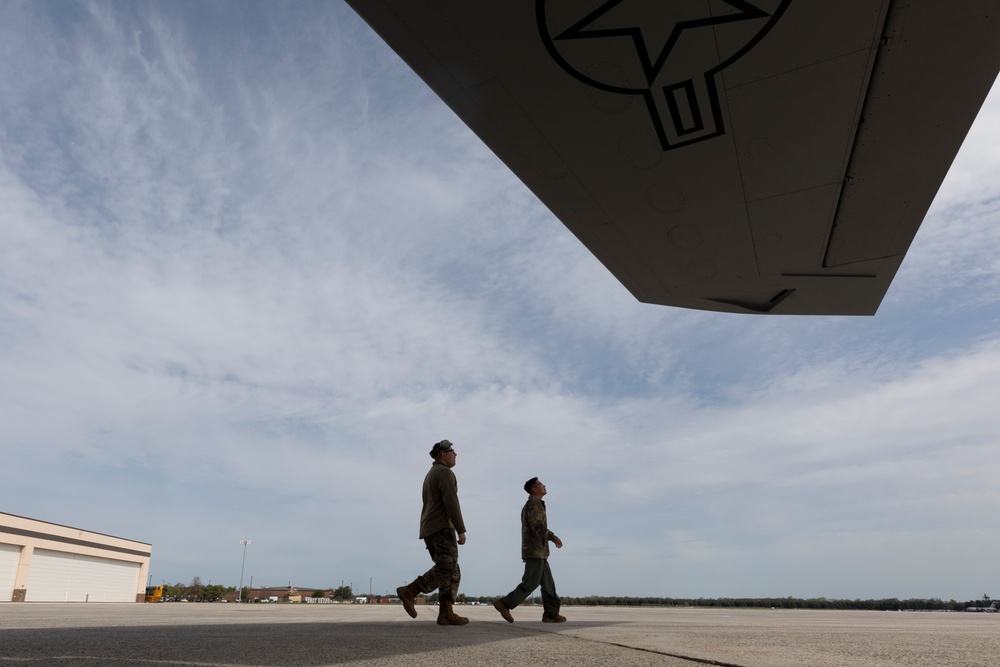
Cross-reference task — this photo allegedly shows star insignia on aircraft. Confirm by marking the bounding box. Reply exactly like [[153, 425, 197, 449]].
[[552, 0, 772, 86]]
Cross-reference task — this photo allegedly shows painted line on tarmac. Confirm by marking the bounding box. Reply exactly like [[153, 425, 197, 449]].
[[511, 625, 750, 667]]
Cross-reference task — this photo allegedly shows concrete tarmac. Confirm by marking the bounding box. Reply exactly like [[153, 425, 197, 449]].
[[2, 603, 999, 666]]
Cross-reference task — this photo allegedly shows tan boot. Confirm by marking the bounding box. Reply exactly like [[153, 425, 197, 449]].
[[493, 599, 514, 623], [396, 582, 422, 619], [436, 600, 469, 625]]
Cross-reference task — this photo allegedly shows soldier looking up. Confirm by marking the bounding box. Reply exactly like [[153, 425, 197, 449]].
[[397, 440, 469, 626]]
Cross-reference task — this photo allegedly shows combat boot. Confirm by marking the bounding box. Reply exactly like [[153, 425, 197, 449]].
[[396, 582, 422, 619], [437, 600, 470, 625], [493, 599, 514, 623]]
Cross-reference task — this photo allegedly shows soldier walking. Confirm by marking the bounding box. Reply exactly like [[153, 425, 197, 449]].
[[397, 440, 469, 625], [493, 477, 566, 623]]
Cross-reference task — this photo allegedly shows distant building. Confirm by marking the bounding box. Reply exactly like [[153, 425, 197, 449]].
[[1, 512, 151, 603], [244, 586, 326, 603]]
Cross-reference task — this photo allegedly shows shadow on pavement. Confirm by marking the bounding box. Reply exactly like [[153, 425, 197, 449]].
[[0, 619, 631, 666]]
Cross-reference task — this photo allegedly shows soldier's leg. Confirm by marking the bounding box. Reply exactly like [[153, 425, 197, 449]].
[[444, 559, 461, 602], [429, 534, 466, 625], [417, 529, 459, 599], [539, 560, 560, 617], [501, 558, 544, 610]]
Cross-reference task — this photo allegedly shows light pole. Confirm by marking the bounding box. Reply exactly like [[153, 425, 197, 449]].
[[238, 540, 251, 602]]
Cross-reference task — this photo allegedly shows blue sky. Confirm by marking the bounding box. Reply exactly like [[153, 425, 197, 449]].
[[2, 1, 999, 601]]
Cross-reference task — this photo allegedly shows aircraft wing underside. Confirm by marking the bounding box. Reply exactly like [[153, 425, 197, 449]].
[[346, 0, 1000, 315]]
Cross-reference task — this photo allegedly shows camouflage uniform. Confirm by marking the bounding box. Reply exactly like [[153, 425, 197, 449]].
[[414, 460, 465, 602], [500, 496, 561, 617]]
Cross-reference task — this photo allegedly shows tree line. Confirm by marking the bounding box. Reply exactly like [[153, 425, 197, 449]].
[[158, 578, 361, 602], [157, 580, 990, 611], [160, 578, 233, 601], [445, 594, 991, 612], [541, 596, 990, 611]]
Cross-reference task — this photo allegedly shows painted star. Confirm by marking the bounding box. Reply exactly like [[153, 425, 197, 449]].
[[554, 0, 771, 85]]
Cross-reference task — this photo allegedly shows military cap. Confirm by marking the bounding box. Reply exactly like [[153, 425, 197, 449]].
[[430, 439, 454, 457]]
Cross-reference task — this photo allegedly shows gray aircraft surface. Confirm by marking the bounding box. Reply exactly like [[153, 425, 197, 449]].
[[347, 0, 1000, 315], [965, 600, 999, 612]]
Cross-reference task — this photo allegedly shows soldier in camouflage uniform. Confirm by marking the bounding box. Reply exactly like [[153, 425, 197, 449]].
[[396, 440, 470, 626], [493, 477, 566, 623]]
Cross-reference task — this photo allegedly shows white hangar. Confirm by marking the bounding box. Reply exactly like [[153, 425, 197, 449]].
[[1, 512, 151, 603]]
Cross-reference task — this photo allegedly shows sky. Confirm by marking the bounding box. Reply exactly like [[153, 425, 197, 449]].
[[2, 1, 1000, 602]]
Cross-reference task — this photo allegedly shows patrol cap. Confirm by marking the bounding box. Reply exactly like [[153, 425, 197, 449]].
[[430, 439, 454, 457]]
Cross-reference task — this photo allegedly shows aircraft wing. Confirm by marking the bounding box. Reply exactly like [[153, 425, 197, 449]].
[[346, 0, 1000, 315]]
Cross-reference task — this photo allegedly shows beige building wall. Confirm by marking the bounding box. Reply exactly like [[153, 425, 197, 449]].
[[0, 512, 151, 603]]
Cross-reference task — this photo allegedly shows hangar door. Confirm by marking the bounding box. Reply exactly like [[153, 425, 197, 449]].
[[0, 543, 21, 602], [25, 549, 140, 602]]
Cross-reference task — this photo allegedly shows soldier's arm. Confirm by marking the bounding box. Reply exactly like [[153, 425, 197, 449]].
[[525, 502, 550, 542], [442, 471, 467, 534]]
